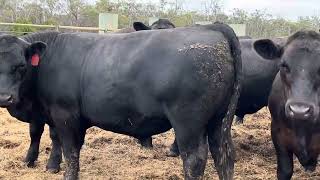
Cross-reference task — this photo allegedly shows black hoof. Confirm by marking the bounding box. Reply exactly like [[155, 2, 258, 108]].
[[25, 161, 36, 168], [234, 116, 244, 125], [304, 164, 316, 172], [138, 138, 153, 149], [47, 167, 60, 174], [46, 164, 61, 173]]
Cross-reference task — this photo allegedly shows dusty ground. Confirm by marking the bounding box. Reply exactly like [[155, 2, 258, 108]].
[[0, 108, 319, 179]]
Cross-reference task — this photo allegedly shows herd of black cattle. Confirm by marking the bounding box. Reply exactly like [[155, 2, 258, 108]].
[[0, 18, 319, 180]]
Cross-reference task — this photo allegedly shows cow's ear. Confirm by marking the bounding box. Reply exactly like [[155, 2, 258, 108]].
[[26, 41, 46, 58], [25, 41, 46, 66], [254, 39, 283, 60], [133, 22, 151, 31]]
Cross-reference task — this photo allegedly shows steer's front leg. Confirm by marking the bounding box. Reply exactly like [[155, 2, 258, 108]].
[[24, 121, 45, 167], [272, 123, 293, 180], [51, 107, 85, 180], [46, 126, 63, 173]]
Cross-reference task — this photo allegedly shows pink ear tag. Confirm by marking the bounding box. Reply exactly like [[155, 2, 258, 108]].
[[31, 54, 40, 66]]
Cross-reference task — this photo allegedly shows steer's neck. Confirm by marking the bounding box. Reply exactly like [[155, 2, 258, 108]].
[[19, 32, 60, 101]]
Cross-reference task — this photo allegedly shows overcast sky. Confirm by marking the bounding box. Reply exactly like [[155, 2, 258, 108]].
[[227, 0, 319, 20]]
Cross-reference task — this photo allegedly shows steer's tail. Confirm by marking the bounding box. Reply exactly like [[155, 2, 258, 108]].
[[207, 22, 242, 180]]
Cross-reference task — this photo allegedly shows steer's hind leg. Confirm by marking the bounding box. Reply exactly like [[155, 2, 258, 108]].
[[24, 121, 45, 167], [208, 115, 235, 180], [46, 126, 63, 173], [164, 104, 208, 180], [176, 130, 208, 180]]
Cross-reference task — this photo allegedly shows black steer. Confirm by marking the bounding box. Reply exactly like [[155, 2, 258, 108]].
[[0, 34, 62, 172], [234, 38, 285, 123], [0, 23, 241, 180], [254, 31, 320, 180]]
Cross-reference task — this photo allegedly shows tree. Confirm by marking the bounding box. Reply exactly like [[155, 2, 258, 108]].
[[229, 8, 248, 24], [65, 0, 86, 26], [1, 0, 25, 22], [40, 0, 62, 21], [202, 0, 222, 21], [96, 0, 112, 13], [22, 2, 45, 24], [81, 4, 99, 26]]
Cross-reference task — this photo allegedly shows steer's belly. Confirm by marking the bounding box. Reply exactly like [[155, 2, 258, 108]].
[[87, 107, 172, 137], [82, 86, 172, 137]]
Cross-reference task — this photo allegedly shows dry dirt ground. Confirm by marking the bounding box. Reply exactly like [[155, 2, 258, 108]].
[[0, 108, 319, 179]]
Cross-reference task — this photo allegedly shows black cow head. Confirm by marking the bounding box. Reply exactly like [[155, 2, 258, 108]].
[[254, 31, 320, 122], [133, 19, 175, 31], [0, 34, 46, 107]]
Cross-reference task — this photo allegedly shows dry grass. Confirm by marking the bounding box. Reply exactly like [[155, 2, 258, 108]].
[[0, 108, 319, 179]]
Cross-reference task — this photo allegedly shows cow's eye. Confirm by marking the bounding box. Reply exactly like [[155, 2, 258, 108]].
[[280, 62, 290, 73]]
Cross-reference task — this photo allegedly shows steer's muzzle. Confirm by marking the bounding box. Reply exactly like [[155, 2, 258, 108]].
[[285, 101, 316, 121], [0, 94, 14, 107]]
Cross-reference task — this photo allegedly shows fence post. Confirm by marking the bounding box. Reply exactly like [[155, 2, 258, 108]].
[[55, 25, 59, 31]]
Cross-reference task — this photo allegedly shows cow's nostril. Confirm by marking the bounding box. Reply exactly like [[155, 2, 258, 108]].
[[289, 104, 311, 114], [0, 94, 14, 106], [7, 95, 13, 103]]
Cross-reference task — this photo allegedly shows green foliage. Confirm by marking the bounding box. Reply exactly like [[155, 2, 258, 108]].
[[11, 19, 37, 35], [118, 15, 130, 28], [96, 0, 111, 13], [42, 19, 58, 25], [81, 5, 99, 26], [171, 12, 195, 27]]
